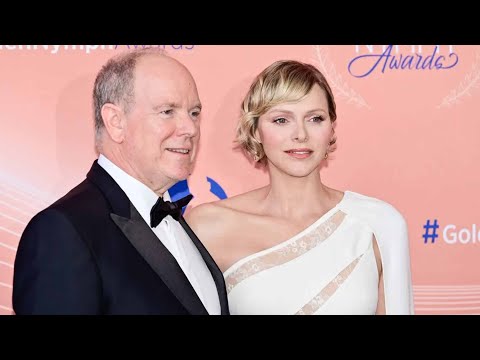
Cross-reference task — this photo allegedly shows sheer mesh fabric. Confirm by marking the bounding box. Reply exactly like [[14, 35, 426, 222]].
[[225, 211, 346, 294]]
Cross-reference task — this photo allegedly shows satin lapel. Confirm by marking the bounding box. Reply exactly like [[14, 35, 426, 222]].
[[179, 217, 230, 315], [110, 204, 208, 315]]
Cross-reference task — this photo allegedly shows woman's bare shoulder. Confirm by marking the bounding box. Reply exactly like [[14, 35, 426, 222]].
[[188, 187, 266, 217], [185, 187, 267, 233]]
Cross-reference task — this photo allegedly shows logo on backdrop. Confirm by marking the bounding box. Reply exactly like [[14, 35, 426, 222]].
[[0, 45, 195, 54], [313, 45, 480, 109], [423, 219, 480, 245], [314, 45, 370, 109], [348, 45, 459, 78], [168, 177, 228, 214], [114, 45, 195, 51]]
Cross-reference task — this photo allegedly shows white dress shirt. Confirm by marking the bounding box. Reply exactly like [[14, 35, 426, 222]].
[[98, 154, 221, 315]]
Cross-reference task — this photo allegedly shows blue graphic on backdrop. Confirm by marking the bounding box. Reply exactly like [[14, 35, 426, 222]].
[[169, 177, 227, 214], [423, 219, 439, 244]]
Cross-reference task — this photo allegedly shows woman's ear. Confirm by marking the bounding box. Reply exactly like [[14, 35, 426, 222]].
[[254, 127, 262, 144]]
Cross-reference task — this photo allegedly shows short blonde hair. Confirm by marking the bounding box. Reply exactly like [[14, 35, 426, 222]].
[[236, 60, 337, 164]]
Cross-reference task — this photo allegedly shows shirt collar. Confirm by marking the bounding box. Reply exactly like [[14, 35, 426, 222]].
[[97, 154, 171, 223]]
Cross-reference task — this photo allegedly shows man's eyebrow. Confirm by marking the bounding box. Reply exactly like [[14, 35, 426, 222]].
[[152, 103, 203, 111], [152, 103, 180, 111]]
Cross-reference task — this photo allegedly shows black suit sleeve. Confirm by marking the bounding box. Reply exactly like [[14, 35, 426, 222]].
[[13, 209, 101, 314]]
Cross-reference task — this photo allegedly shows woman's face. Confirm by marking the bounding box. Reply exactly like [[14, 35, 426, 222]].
[[256, 84, 334, 177]]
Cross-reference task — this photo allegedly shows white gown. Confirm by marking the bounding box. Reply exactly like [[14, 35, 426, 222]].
[[223, 191, 414, 315]]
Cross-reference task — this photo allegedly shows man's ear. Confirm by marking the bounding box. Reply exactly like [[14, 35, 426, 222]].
[[101, 103, 126, 144]]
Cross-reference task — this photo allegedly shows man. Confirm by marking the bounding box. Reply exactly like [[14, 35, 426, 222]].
[[12, 48, 229, 315]]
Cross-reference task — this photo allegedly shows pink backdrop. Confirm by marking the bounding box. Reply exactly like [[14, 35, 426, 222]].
[[1, 45, 479, 314]]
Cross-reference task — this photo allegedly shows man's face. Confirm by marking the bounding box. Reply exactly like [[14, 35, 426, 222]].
[[121, 55, 201, 192]]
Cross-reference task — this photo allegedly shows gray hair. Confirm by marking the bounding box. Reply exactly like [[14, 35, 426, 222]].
[[92, 48, 168, 150]]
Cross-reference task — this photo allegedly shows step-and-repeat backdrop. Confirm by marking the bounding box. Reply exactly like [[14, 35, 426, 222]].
[[1, 45, 478, 314]]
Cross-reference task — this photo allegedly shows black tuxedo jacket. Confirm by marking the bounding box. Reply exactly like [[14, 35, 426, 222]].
[[13, 161, 229, 315]]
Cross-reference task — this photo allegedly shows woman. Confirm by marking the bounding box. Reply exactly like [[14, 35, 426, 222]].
[[186, 60, 414, 315]]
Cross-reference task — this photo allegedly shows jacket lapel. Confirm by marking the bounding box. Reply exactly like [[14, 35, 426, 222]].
[[87, 161, 208, 315], [110, 205, 208, 315], [179, 217, 230, 315]]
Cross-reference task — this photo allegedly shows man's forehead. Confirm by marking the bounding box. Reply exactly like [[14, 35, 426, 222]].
[[135, 54, 186, 74]]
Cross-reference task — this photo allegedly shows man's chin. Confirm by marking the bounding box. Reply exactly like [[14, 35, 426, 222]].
[[168, 171, 191, 183]]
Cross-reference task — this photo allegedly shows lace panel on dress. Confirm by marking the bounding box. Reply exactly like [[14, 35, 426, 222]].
[[225, 210, 346, 294], [295, 254, 363, 315]]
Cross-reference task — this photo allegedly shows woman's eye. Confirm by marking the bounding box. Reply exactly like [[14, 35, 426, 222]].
[[273, 117, 287, 124], [310, 116, 325, 122]]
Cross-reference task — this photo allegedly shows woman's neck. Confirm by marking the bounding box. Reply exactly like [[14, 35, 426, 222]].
[[259, 166, 339, 219]]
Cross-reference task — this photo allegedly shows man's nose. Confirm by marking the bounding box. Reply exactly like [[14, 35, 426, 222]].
[[178, 111, 199, 137]]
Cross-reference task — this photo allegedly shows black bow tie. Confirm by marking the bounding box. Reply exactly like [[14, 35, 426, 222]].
[[150, 194, 193, 228]]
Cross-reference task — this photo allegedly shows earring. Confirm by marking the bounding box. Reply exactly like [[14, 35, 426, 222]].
[[253, 152, 260, 162], [324, 152, 328, 160]]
